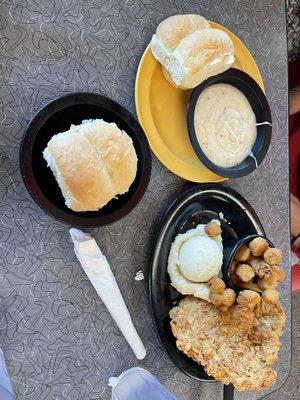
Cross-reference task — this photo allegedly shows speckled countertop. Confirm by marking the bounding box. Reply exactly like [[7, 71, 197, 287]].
[[0, 1, 290, 399]]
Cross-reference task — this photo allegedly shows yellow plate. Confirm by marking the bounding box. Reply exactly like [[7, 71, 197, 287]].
[[135, 22, 265, 183]]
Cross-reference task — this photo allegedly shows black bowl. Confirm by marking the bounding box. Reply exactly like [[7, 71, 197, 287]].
[[20, 93, 151, 227], [187, 68, 272, 178], [150, 184, 265, 381], [222, 234, 274, 292]]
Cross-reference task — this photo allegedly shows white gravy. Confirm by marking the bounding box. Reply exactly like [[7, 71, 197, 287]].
[[194, 83, 257, 168]]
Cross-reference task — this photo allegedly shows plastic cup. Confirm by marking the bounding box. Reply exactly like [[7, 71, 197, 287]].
[[111, 367, 177, 400]]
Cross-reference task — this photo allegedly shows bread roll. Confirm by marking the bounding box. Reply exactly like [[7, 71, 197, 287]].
[[156, 14, 211, 51], [150, 14, 234, 89], [43, 119, 137, 212]]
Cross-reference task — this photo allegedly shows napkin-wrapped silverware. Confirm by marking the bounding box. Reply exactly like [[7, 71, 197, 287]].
[[69, 228, 146, 360]]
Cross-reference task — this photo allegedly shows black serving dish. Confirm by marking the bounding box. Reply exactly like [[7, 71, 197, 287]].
[[20, 93, 151, 227], [223, 234, 274, 292], [149, 184, 265, 381], [187, 68, 272, 178]]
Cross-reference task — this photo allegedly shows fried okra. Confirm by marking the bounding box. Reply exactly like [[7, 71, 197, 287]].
[[236, 289, 261, 309], [205, 221, 222, 238], [272, 265, 286, 282], [236, 264, 255, 282], [249, 258, 271, 279], [263, 248, 283, 266], [210, 289, 236, 311], [249, 237, 269, 257], [208, 276, 226, 294], [262, 289, 280, 303], [257, 274, 278, 290], [235, 245, 251, 262]]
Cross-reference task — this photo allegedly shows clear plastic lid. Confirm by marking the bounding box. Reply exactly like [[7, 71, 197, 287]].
[[111, 367, 177, 400], [0, 350, 14, 400]]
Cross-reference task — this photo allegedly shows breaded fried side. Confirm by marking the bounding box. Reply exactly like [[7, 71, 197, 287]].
[[204, 221, 222, 238], [170, 294, 285, 391], [236, 263, 255, 282], [249, 237, 268, 257]]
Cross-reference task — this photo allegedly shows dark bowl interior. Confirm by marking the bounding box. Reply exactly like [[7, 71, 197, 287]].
[[187, 68, 272, 178], [222, 234, 274, 291], [20, 93, 151, 227], [150, 184, 265, 381]]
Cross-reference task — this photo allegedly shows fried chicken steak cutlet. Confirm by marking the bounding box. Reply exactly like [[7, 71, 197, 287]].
[[170, 290, 285, 391]]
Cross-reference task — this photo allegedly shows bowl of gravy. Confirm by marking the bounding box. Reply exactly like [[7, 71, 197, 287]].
[[187, 68, 271, 178]]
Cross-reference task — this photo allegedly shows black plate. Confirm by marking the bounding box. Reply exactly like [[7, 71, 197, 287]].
[[20, 93, 151, 227], [150, 184, 265, 381], [187, 68, 272, 178]]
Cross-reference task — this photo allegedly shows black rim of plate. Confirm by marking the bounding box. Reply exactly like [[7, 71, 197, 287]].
[[20, 92, 151, 227], [149, 184, 265, 382], [187, 68, 272, 178]]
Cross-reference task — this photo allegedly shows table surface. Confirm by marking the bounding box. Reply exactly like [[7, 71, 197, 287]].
[[0, 1, 290, 399]]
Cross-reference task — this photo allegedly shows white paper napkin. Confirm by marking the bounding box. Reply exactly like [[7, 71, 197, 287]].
[[69, 228, 146, 360]]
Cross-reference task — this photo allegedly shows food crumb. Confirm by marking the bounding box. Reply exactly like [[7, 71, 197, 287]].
[[135, 270, 144, 281]]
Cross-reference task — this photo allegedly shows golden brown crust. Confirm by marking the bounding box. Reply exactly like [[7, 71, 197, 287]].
[[256, 264, 285, 290], [210, 288, 236, 311], [263, 248, 283, 266], [249, 237, 269, 257], [236, 264, 255, 282], [237, 281, 262, 293], [257, 274, 279, 290], [170, 294, 285, 391], [235, 245, 251, 262], [236, 290, 261, 308], [249, 258, 271, 279], [272, 265, 286, 282], [262, 289, 280, 304], [208, 276, 226, 294], [43, 121, 137, 212], [151, 16, 234, 89], [83, 122, 137, 196], [44, 131, 115, 211], [204, 221, 222, 238]]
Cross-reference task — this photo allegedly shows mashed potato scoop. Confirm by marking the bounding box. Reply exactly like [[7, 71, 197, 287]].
[[168, 220, 223, 300]]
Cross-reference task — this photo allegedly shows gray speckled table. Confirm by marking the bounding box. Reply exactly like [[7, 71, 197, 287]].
[[0, 1, 290, 399]]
